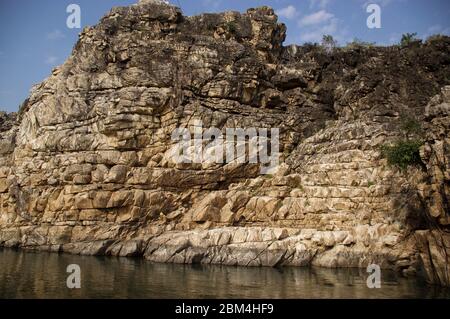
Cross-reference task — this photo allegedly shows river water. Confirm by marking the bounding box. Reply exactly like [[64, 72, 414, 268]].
[[0, 248, 449, 299]]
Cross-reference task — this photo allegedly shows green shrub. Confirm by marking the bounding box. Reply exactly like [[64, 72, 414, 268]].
[[346, 38, 376, 49], [400, 32, 419, 46], [381, 114, 424, 171], [381, 140, 423, 170], [205, 21, 217, 31], [226, 21, 237, 34], [399, 115, 422, 137], [426, 34, 446, 43], [322, 34, 337, 53]]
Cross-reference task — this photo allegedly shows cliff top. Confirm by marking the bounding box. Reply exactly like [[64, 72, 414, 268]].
[[4, 2, 450, 125]]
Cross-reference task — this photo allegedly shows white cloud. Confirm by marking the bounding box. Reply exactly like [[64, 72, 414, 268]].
[[46, 29, 66, 40], [202, 0, 222, 10], [388, 32, 401, 44], [276, 5, 298, 20], [360, 0, 406, 9], [427, 25, 442, 34], [299, 10, 334, 26], [45, 56, 59, 65], [297, 7, 349, 44], [300, 18, 337, 42], [309, 0, 331, 9], [423, 25, 450, 38]]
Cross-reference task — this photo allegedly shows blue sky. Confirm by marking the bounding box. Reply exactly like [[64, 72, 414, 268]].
[[1, 0, 449, 113]]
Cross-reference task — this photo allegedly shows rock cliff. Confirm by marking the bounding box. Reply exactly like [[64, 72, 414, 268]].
[[0, 1, 449, 285]]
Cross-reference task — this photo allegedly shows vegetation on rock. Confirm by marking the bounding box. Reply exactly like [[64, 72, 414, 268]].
[[322, 34, 337, 53], [0, 1, 449, 286], [381, 139, 423, 170], [401, 32, 420, 46], [381, 116, 424, 171]]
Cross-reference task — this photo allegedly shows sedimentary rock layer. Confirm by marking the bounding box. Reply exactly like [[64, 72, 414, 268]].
[[0, 1, 449, 285]]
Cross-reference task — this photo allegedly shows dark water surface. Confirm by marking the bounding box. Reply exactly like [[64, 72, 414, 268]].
[[0, 248, 449, 299]]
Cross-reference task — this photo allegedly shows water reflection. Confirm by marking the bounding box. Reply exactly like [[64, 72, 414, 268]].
[[0, 248, 448, 299]]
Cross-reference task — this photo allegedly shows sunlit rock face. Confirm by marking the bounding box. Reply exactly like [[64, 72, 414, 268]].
[[0, 1, 449, 286]]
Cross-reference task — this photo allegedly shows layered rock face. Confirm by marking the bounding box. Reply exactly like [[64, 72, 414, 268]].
[[1, 2, 449, 285]]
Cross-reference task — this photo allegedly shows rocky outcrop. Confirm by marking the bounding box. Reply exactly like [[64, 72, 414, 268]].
[[414, 86, 450, 286], [0, 1, 449, 285], [0, 112, 17, 194], [0, 112, 16, 133]]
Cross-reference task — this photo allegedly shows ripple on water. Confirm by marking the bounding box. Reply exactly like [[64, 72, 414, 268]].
[[0, 248, 449, 299]]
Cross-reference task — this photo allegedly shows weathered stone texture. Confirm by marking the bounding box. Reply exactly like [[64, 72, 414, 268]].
[[1, 1, 449, 285]]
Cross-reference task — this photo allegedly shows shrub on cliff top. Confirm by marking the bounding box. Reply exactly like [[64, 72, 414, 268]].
[[426, 34, 447, 43], [346, 38, 376, 49], [226, 21, 237, 34], [400, 32, 420, 47], [322, 34, 337, 53]]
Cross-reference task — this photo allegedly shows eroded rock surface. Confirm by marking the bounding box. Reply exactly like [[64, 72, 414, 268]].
[[1, 1, 449, 285]]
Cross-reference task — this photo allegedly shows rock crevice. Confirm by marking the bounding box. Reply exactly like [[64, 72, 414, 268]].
[[1, 2, 450, 286]]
